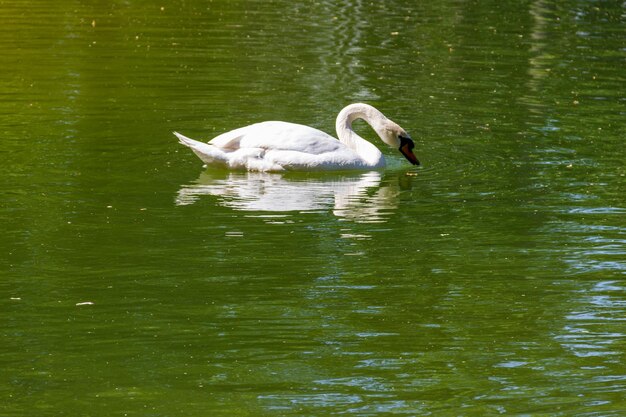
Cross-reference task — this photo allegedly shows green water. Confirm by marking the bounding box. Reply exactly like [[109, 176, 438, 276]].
[[2, 1, 624, 415]]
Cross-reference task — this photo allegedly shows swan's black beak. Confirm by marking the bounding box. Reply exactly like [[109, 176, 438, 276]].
[[399, 136, 420, 166]]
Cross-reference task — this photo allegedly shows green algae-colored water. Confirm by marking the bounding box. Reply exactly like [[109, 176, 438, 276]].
[[2, 1, 624, 415]]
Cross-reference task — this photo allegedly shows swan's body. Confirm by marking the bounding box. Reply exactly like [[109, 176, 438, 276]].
[[174, 103, 419, 172]]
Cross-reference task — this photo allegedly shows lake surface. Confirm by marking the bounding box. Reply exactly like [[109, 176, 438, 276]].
[[1, 0, 624, 415]]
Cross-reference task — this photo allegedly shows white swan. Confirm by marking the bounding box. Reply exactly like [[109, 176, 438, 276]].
[[174, 103, 419, 171]]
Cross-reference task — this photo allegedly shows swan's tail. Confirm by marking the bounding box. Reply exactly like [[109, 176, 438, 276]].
[[173, 131, 228, 167]]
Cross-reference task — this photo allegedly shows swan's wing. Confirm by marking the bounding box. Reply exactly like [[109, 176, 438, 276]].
[[207, 125, 250, 150], [263, 148, 366, 170], [211, 121, 344, 154]]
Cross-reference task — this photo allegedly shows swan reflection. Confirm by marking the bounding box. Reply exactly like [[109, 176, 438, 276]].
[[176, 171, 401, 223]]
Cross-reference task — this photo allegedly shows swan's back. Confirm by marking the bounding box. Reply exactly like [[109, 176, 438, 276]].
[[210, 121, 343, 155]]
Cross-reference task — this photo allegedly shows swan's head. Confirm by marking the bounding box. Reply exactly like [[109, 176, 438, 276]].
[[378, 121, 420, 166]]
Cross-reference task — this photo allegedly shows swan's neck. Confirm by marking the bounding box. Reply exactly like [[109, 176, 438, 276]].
[[335, 103, 386, 167]]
